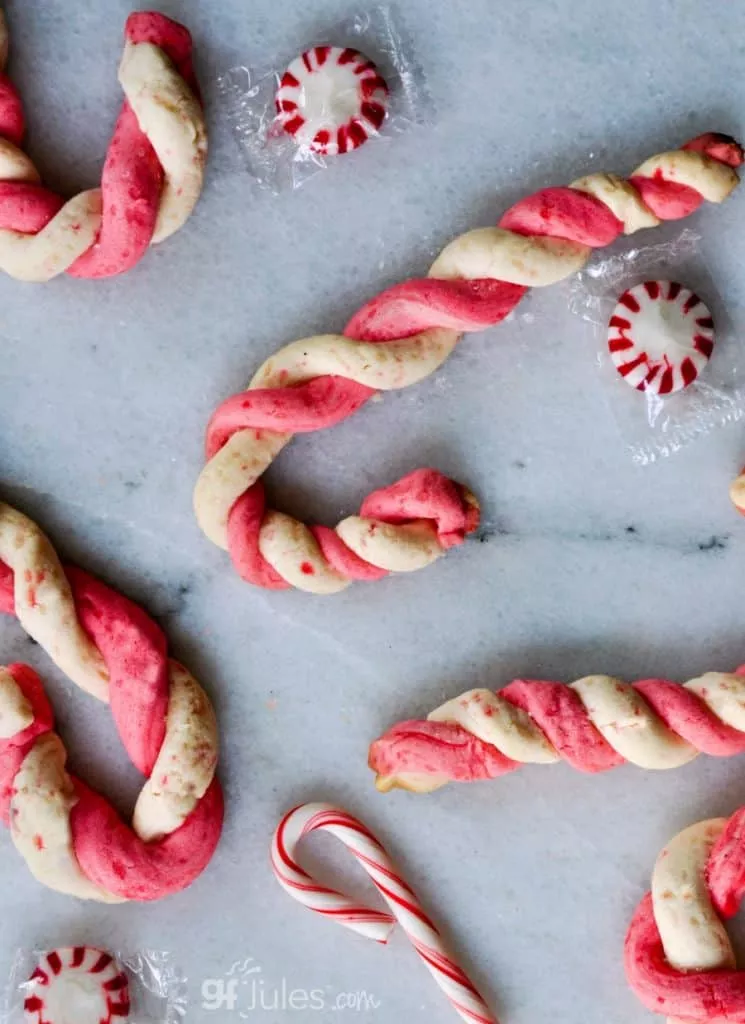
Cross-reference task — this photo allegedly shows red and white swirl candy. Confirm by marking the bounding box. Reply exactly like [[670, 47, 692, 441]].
[[0, 9, 206, 281], [275, 46, 388, 155], [608, 281, 715, 395], [625, 811, 745, 1023], [0, 500, 222, 902], [195, 133, 743, 595], [24, 948, 129, 1024], [368, 668, 745, 793], [272, 803, 497, 1024]]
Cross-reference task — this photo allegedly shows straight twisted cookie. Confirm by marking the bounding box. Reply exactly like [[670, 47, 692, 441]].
[[369, 670, 745, 793], [195, 133, 743, 595], [0, 501, 222, 902], [0, 9, 206, 280]]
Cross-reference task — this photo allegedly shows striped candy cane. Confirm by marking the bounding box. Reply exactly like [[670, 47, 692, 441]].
[[271, 803, 498, 1024]]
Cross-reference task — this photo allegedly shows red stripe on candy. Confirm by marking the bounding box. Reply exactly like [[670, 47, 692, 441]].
[[619, 290, 641, 313], [282, 116, 304, 136], [361, 101, 386, 130], [680, 357, 697, 387], [658, 365, 675, 394], [91, 952, 113, 974], [618, 353, 647, 376], [104, 972, 129, 991], [694, 334, 714, 357]]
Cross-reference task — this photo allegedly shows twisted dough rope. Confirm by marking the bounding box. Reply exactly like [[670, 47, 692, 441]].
[[194, 132, 743, 595], [625, 813, 745, 1023], [0, 9, 206, 281], [368, 669, 745, 793], [0, 501, 222, 902], [272, 803, 497, 1024]]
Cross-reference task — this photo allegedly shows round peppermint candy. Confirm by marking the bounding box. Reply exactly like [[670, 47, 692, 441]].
[[24, 948, 130, 1024], [607, 280, 715, 395], [275, 45, 388, 155]]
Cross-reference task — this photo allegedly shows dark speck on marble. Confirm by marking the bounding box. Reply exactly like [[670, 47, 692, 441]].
[[697, 535, 729, 553]]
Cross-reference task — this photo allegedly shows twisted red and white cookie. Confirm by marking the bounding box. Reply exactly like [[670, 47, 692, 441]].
[[626, 812, 745, 1023], [0, 9, 206, 280], [195, 133, 743, 594], [369, 669, 745, 792], [0, 501, 222, 901]]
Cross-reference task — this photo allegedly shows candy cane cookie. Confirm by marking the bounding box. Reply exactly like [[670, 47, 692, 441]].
[[0, 9, 206, 281], [0, 501, 222, 901], [625, 811, 745, 1023], [195, 133, 743, 595], [272, 804, 497, 1024], [369, 667, 745, 793]]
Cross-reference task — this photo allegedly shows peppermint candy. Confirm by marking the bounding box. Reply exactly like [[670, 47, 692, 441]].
[[24, 948, 129, 1024], [275, 46, 388, 155], [608, 280, 715, 395]]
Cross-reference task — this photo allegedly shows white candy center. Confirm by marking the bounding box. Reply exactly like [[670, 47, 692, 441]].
[[633, 294, 697, 360], [296, 63, 363, 141], [35, 972, 108, 1024]]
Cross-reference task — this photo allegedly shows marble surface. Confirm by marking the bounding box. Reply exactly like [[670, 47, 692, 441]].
[[2, 0, 745, 1021]]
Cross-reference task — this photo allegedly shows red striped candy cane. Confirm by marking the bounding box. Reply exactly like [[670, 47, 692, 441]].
[[271, 803, 497, 1024]]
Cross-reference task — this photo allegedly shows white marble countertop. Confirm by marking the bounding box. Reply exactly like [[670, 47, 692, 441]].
[[2, 1, 745, 1021]]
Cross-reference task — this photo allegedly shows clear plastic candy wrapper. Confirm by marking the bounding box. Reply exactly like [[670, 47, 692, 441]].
[[568, 229, 745, 465], [219, 6, 429, 192], [2, 948, 186, 1023]]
